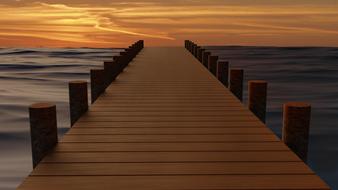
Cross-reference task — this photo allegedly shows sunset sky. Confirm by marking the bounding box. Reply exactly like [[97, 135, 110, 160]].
[[0, 0, 338, 47]]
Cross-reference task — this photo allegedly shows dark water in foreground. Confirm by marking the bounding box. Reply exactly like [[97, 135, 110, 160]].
[[0, 46, 338, 189]]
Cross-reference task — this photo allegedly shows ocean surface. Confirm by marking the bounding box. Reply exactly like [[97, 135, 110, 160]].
[[0, 46, 338, 189]]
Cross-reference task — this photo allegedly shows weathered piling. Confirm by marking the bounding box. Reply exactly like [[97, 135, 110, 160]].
[[282, 102, 311, 162], [202, 51, 211, 68], [198, 48, 205, 62], [139, 40, 144, 49], [69, 81, 88, 126], [217, 61, 229, 87], [185, 40, 191, 51], [187, 41, 192, 52], [230, 69, 244, 101], [91, 69, 105, 103], [195, 46, 200, 58], [124, 48, 132, 63], [248, 80, 268, 123], [191, 43, 196, 53], [104, 61, 117, 85], [208, 55, 218, 75], [192, 43, 197, 54], [113, 55, 123, 74], [119, 52, 128, 70], [29, 103, 58, 168], [189, 41, 193, 52]]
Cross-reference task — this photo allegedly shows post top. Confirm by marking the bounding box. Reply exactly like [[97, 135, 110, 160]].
[[69, 80, 87, 85], [30, 102, 55, 109], [91, 68, 104, 72], [284, 102, 311, 108], [249, 80, 267, 84], [210, 55, 218, 59], [230, 68, 244, 72]]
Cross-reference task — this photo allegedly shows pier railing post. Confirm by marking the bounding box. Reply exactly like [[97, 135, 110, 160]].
[[190, 43, 193, 53], [119, 52, 128, 70], [192, 43, 197, 54], [217, 61, 229, 87], [198, 48, 205, 62], [29, 103, 58, 168], [202, 51, 211, 68], [69, 81, 88, 126], [282, 102, 311, 162], [230, 69, 244, 101], [91, 69, 105, 103], [104, 61, 117, 86], [248, 80, 268, 123], [208, 55, 218, 75], [188, 41, 192, 52], [113, 55, 123, 74], [195, 46, 200, 58]]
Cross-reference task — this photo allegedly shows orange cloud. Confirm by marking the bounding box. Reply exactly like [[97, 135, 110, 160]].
[[0, 2, 337, 47]]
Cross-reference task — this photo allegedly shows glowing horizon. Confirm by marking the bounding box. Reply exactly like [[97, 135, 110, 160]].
[[0, 1, 338, 47]]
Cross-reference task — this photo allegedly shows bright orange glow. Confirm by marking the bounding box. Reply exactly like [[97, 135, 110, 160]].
[[0, 1, 337, 47]]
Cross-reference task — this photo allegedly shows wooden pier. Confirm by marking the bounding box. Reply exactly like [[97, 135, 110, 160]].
[[17, 43, 329, 189]]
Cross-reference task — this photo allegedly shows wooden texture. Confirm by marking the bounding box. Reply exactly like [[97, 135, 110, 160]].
[[17, 47, 330, 190]]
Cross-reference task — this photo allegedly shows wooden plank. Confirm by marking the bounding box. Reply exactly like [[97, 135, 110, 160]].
[[31, 162, 313, 176], [67, 127, 273, 135], [91, 103, 245, 107], [42, 151, 302, 163], [77, 116, 260, 122], [94, 98, 243, 103], [17, 175, 329, 190], [72, 121, 266, 128], [89, 104, 247, 110], [83, 111, 254, 116], [61, 134, 279, 143], [88, 106, 248, 112], [54, 142, 289, 152]]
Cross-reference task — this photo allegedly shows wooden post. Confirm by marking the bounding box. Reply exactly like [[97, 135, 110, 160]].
[[104, 61, 116, 85], [91, 69, 105, 103], [119, 52, 128, 69], [230, 69, 244, 101], [113, 55, 122, 74], [29, 103, 58, 168], [248, 80, 267, 123], [140, 40, 144, 48], [198, 48, 205, 62], [283, 102, 311, 162], [190, 42, 195, 53], [192, 44, 197, 54], [202, 51, 211, 68], [217, 61, 229, 87], [69, 81, 88, 126], [123, 49, 131, 63], [208, 55, 218, 75], [195, 46, 200, 58]]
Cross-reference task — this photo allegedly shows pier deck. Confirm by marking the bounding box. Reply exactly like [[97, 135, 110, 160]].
[[18, 47, 329, 190]]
